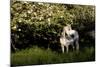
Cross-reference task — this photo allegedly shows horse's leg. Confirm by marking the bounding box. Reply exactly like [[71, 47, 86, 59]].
[[61, 45, 64, 53], [75, 40, 79, 51], [71, 42, 75, 51], [65, 45, 68, 53]]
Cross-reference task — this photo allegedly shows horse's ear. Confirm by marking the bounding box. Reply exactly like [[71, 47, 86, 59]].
[[66, 24, 71, 26]]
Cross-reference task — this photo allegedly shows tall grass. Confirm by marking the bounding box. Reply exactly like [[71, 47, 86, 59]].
[[11, 46, 95, 66]]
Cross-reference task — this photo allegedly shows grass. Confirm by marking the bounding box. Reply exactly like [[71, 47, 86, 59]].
[[11, 46, 95, 66]]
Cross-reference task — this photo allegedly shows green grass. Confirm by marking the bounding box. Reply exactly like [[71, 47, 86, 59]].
[[11, 46, 95, 66]]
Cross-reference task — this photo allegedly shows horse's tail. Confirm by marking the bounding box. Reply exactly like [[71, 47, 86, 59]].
[[73, 31, 79, 41]]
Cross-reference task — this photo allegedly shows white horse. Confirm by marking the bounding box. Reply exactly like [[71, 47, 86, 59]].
[[60, 32, 74, 53], [60, 24, 79, 53]]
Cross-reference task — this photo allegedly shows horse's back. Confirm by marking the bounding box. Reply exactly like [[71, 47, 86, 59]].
[[69, 30, 79, 40]]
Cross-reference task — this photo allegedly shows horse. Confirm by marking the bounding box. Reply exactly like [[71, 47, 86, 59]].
[[60, 24, 79, 53], [60, 32, 74, 53]]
